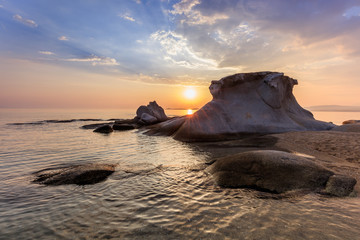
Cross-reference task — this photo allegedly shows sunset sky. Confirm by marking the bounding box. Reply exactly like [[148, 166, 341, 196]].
[[1, 0, 360, 109]]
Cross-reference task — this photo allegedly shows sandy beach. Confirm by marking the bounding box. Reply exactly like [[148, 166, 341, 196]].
[[273, 131, 360, 193], [194, 130, 360, 194]]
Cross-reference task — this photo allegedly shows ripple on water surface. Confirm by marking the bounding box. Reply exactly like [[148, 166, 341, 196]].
[[0, 114, 360, 239]]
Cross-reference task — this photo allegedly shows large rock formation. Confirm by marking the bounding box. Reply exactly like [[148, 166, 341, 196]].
[[207, 150, 356, 196], [146, 72, 335, 141]]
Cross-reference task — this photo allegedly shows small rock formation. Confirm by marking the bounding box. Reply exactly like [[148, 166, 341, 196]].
[[207, 150, 356, 196], [136, 101, 168, 125], [93, 124, 113, 133], [145, 72, 335, 141], [32, 163, 116, 185]]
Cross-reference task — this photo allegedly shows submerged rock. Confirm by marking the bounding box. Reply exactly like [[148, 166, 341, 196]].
[[145, 72, 335, 141], [93, 124, 113, 133], [207, 150, 356, 196], [32, 163, 116, 185]]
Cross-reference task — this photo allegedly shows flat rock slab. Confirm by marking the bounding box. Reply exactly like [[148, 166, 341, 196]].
[[32, 163, 116, 185], [207, 150, 336, 194]]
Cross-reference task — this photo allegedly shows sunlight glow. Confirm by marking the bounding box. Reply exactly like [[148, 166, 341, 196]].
[[184, 88, 196, 99], [187, 109, 193, 115]]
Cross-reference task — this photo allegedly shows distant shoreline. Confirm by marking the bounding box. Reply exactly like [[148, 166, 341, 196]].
[[306, 105, 360, 112]]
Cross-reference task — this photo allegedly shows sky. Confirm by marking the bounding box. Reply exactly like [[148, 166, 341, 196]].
[[1, 0, 360, 109]]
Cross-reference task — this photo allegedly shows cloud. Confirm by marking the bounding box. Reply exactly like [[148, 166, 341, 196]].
[[58, 36, 69, 41], [343, 6, 360, 18], [39, 51, 55, 55], [66, 55, 119, 66], [118, 13, 136, 22], [13, 14, 38, 28], [171, 0, 228, 25], [134, 0, 141, 4], [166, 0, 360, 71], [150, 30, 223, 70]]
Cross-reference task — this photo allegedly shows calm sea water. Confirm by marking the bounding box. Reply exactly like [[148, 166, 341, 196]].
[[1, 108, 360, 239]]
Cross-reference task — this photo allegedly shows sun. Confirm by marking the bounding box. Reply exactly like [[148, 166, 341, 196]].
[[184, 88, 196, 99]]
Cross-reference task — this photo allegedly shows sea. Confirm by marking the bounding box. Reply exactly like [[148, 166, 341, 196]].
[[1, 108, 360, 240]]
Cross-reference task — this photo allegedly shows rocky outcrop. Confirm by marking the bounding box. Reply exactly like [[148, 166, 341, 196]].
[[136, 101, 168, 125], [207, 150, 356, 196], [32, 163, 116, 185], [145, 72, 335, 141]]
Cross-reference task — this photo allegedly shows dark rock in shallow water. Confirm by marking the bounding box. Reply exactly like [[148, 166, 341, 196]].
[[81, 123, 111, 129], [207, 150, 336, 194], [32, 163, 116, 185], [113, 124, 135, 131], [114, 119, 138, 125], [93, 125, 113, 133]]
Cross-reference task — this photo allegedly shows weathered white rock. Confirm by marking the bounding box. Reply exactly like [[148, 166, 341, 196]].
[[171, 72, 335, 141]]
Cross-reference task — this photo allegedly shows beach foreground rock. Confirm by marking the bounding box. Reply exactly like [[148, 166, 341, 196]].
[[207, 150, 356, 195], [32, 163, 116, 185], [145, 72, 335, 141]]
